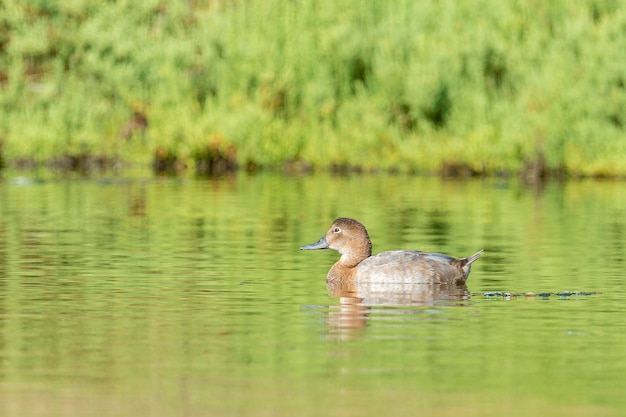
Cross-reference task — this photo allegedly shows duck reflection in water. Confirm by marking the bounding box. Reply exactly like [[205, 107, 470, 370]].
[[325, 280, 471, 338], [301, 217, 482, 337]]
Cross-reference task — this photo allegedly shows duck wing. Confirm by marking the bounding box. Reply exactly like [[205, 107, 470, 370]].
[[357, 250, 482, 284]]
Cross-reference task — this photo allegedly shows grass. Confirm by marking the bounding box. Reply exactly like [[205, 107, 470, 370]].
[[1, 0, 625, 177]]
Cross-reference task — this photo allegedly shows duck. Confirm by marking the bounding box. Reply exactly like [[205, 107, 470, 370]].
[[300, 217, 483, 284]]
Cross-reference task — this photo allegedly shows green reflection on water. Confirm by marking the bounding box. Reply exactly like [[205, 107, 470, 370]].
[[0, 174, 624, 416]]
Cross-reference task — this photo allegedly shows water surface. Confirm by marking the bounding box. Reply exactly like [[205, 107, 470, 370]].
[[0, 173, 624, 416]]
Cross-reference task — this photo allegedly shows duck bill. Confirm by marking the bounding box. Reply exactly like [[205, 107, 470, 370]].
[[300, 235, 329, 250]]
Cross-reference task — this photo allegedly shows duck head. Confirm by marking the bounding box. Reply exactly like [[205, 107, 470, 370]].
[[300, 217, 372, 267]]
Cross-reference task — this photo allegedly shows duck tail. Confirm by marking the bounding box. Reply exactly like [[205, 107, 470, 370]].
[[456, 250, 483, 283], [464, 249, 484, 266]]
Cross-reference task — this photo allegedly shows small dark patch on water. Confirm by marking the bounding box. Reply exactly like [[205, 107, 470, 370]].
[[479, 291, 602, 300]]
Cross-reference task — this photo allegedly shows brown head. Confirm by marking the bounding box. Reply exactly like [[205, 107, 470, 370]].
[[300, 218, 372, 267]]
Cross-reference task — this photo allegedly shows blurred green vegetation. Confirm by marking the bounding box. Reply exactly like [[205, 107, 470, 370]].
[[0, 0, 625, 176]]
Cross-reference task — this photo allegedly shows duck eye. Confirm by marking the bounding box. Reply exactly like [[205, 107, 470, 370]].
[[332, 227, 341, 233]]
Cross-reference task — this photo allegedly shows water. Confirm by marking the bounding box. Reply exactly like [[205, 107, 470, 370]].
[[0, 173, 624, 416]]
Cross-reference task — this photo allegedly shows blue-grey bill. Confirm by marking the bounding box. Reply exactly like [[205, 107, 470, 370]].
[[300, 236, 329, 250]]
